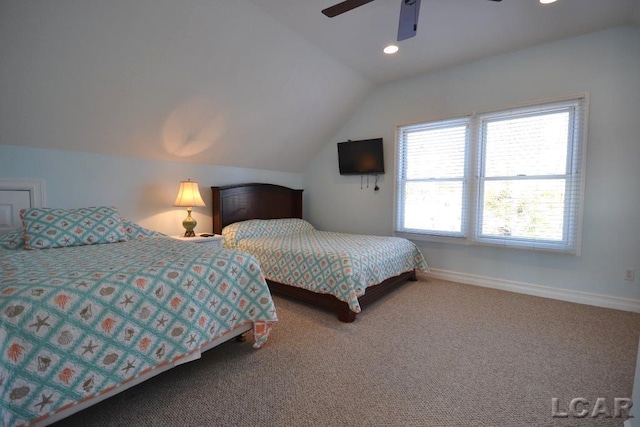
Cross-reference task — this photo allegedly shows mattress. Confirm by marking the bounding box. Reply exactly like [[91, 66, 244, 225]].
[[223, 218, 428, 313], [0, 237, 277, 426]]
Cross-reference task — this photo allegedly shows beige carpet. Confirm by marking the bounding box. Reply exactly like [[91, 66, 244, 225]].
[[57, 276, 640, 426]]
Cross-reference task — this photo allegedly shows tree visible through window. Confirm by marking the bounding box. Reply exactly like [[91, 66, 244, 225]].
[[395, 96, 586, 253]]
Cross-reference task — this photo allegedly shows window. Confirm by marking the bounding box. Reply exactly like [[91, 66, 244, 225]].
[[395, 96, 587, 254]]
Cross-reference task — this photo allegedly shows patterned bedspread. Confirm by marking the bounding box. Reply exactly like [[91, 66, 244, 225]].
[[233, 228, 428, 313], [0, 237, 277, 426]]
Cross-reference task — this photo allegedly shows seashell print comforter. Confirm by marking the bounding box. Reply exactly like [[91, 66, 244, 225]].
[[0, 237, 277, 426], [231, 228, 429, 313]]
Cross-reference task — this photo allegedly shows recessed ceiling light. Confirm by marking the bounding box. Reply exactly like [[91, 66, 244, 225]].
[[383, 44, 399, 55], [540, 0, 557, 4]]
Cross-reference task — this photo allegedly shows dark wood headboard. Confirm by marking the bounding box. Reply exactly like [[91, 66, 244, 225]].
[[211, 183, 304, 234]]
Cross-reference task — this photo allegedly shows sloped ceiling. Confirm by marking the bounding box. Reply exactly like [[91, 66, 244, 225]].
[[0, 0, 371, 173], [1, 0, 638, 173]]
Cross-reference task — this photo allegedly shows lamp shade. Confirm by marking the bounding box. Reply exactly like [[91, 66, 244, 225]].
[[173, 180, 206, 207]]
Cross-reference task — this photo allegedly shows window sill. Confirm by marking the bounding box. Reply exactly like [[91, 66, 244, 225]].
[[393, 231, 470, 246], [394, 231, 580, 255]]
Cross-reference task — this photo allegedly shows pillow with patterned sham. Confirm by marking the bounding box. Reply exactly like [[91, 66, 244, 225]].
[[0, 229, 25, 250], [122, 219, 166, 239], [20, 206, 128, 249], [222, 218, 314, 248]]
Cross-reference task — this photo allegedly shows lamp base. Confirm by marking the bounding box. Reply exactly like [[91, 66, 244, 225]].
[[182, 207, 197, 238]]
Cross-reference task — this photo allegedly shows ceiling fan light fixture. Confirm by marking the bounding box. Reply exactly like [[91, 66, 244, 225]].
[[323, 0, 504, 42], [540, 0, 557, 4], [383, 44, 399, 54]]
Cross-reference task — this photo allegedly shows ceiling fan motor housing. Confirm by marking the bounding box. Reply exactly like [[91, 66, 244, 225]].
[[322, 0, 501, 41]]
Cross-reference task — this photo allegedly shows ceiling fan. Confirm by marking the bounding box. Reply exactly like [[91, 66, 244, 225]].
[[322, 0, 502, 42]]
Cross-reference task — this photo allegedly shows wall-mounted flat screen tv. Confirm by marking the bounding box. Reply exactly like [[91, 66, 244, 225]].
[[337, 138, 385, 175]]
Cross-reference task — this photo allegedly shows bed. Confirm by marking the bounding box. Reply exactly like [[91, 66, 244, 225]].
[[0, 207, 277, 427], [211, 183, 428, 322]]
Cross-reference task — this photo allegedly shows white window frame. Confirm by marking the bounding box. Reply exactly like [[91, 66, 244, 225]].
[[395, 117, 471, 238], [394, 95, 588, 255]]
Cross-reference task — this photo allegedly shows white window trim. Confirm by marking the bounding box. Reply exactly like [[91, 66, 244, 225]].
[[393, 94, 589, 255]]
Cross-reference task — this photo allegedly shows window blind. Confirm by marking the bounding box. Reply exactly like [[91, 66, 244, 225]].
[[395, 96, 587, 254], [396, 118, 469, 236]]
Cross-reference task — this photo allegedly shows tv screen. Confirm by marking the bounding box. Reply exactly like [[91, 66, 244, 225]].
[[337, 138, 385, 175]]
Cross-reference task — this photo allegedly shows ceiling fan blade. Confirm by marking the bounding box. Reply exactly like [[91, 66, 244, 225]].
[[397, 0, 421, 41], [322, 0, 375, 18]]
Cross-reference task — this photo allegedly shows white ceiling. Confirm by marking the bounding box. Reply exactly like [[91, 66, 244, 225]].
[[249, 0, 640, 84], [1, 0, 639, 174]]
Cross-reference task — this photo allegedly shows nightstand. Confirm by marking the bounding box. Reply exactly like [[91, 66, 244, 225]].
[[170, 234, 224, 248]]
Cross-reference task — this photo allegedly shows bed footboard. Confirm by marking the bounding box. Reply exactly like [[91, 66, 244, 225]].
[[267, 270, 416, 322]]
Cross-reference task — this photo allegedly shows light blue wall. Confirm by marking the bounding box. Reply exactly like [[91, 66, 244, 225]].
[[303, 26, 640, 303], [0, 145, 302, 235]]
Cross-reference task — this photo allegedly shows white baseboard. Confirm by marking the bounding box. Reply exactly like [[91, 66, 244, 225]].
[[424, 268, 640, 313]]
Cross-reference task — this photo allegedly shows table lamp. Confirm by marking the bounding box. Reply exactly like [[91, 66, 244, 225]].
[[173, 179, 206, 237]]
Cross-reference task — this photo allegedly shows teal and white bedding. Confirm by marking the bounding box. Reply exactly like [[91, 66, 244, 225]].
[[222, 219, 428, 313], [0, 236, 277, 426]]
